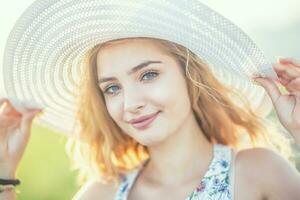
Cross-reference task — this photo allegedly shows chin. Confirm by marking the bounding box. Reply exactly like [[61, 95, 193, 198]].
[[137, 133, 169, 147]]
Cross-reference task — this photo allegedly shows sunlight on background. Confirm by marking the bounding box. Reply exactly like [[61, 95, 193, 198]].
[[0, 0, 299, 199], [200, 0, 300, 60]]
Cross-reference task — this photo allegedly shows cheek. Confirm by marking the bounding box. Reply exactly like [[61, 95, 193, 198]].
[[152, 73, 191, 115], [106, 98, 123, 122]]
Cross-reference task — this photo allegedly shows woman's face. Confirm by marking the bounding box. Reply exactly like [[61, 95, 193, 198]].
[[97, 39, 192, 146]]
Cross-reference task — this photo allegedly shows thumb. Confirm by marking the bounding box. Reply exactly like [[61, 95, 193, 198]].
[[253, 77, 281, 105], [20, 109, 42, 139]]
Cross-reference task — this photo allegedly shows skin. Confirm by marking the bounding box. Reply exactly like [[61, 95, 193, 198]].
[[0, 39, 300, 199], [97, 39, 214, 193]]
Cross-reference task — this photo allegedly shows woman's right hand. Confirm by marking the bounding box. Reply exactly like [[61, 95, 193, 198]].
[[0, 97, 43, 178]]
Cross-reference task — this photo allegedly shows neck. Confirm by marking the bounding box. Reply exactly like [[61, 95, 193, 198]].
[[142, 111, 213, 186]]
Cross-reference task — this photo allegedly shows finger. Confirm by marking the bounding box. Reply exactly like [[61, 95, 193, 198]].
[[0, 99, 24, 116], [289, 91, 300, 98], [273, 65, 293, 81], [253, 77, 281, 104], [0, 99, 9, 115], [286, 77, 300, 92], [285, 87, 299, 97], [0, 116, 19, 142], [274, 69, 295, 83], [278, 57, 300, 68], [2, 98, 40, 116], [275, 76, 300, 98], [20, 110, 41, 140], [0, 98, 8, 106], [277, 76, 292, 86], [273, 63, 300, 79], [0, 117, 19, 138]]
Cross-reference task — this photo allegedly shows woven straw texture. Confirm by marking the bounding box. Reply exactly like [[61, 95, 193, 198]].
[[1, 0, 277, 135]]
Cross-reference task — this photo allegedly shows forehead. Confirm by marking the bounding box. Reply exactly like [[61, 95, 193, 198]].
[[96, 39, 169, 73], [97, 39, 165, 59]]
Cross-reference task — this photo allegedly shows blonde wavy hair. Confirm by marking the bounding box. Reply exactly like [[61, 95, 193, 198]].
[[66, 37, 296, 187]]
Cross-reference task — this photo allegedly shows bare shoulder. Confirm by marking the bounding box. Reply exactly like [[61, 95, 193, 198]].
[[72, 179, 118, 200], [235, 147, 300, 200]]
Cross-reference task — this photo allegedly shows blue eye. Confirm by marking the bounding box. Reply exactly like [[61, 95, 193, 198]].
[[103, 70, 159, 96], [141, 70, 159, 81], [104, 85, 120, 95]]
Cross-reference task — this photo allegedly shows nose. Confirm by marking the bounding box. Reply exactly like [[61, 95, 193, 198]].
[[123, 86, 145, 113]]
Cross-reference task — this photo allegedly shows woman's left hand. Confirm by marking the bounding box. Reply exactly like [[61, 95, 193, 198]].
[[252, 57, 300, 144]]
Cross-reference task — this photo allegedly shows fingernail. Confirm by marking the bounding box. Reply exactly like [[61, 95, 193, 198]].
[[28, 108, 43, 113], [251, 77, 262, 86], [33, 109, 44, 117], [252, 75, 262, 80], [36, 108, 44, 113]]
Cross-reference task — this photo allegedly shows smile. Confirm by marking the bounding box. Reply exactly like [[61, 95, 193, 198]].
[[131, 111, 160, 130]]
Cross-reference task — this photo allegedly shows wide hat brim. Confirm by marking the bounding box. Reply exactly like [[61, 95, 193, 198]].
[[2, 0, 277, 136]]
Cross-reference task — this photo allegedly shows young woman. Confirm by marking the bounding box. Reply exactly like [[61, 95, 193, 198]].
[[0, 1, 300, 200]]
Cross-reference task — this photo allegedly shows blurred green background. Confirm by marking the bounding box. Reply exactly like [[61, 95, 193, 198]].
[[16, 124, 79, 200]]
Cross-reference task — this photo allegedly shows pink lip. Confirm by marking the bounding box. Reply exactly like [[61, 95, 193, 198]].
[[130, 111, 160, 130]]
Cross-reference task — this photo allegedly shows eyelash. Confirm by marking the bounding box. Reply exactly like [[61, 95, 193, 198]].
[[103, 70, 159, 95]]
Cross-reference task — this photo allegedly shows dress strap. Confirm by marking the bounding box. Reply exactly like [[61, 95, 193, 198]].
[[114, 160, 148, 200], [229, 148, 237, 200]]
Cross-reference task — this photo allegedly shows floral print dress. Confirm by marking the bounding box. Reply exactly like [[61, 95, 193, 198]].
[[114, 143, 234, 200]]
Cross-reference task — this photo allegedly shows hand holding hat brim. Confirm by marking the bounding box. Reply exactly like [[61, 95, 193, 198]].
[[0, 97, 43, 173], [252, 58, 300, 143]]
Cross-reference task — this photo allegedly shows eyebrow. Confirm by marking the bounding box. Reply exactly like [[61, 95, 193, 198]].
[[98, 60, 162, 84]]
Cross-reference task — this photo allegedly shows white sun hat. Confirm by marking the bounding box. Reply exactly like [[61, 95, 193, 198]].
[[1, 0, 277, 135]]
